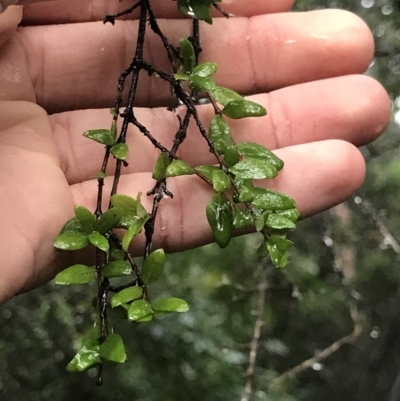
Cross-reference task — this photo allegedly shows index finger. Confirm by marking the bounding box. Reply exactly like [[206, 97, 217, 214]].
[[21, 0, 295, 25]]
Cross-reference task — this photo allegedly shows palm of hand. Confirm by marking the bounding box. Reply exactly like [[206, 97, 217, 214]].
[[0, 1, 391, 303]]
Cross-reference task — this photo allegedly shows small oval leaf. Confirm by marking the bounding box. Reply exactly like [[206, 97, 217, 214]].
[[206, 194, 233, 248], [210, 86, 243, 106], [99, 333, 127, 363], [111, 286, 143, 309], [237, 142, 284, 171], [152, 152, 171, 181], [209, 115, 234, 155], [55, 264, 95, 285], [192, 62, 218, 77], [128, 299, 153, 321], [110, 143, 129, 161], [165, 160, 195, 177], [223, 100, 267, 119], [83, 129, 116, 146], [229, 158, 278, 180], [88, 231, 109, 252], [252, 188, 296, 211], [212, 169, 231, 193], [66, 340, 100, 372], [54, 232, 89, 251], [96, 209, 121, 234], [142, 249, 166, 285], [102, 260, 132, 279], [152, 297, 189, 313], [74, 206, 96, 234]]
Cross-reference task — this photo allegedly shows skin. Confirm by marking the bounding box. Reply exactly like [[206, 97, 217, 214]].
[[0, 0, 391, 303]]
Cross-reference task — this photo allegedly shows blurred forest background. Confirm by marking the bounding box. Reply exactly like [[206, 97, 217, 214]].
[[2, 0, 400, 400]]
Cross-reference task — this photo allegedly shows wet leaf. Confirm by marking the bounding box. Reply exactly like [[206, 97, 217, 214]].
[[277, 209, 300, 223], [83, 129, 116, 146], [128, 300, 153, 322], [96, 209, 121, 234], [54, 264, 95, 285], [152, 152, 171, 181], [189, 75, 216, 92], [233, 209, 253, 229], [88, 231, 109, 252], [206, 194, 233, 248], [192, 62, 218, 77], [165, 160, 195, 177], [210, 86, 243, 106], [59, 217, 83, 234], [195, 165, 220, 181], [54, 232, 89, 251], [212, 169, 231, 193], [223, 100, 267, 119], [267, 235, 294, 268], [237, 142, 284, 171], [99, 333, 127, 363], [142, 249, 166, 285], [74, 206, 96, 234], [152, 297, 189, 313], [265, 214, 296, 230], [223, 146, 241, 168], [111, 286, 143, 309], [111, 194, 148, 228], [121, 217, 148, 251], [174, 73, 189, 80], [179, 38, 195, 73], [67, 340, 100, 372], [252, 188, 296, 211], [110, 143, 129, 161], [209, 115, 234, 154], [229, 158, 278, 180], [102, 260, 132, 278]]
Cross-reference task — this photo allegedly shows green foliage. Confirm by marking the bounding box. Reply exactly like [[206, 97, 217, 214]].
[[142, 249, 166, 285], [54, 264, 96, 286]]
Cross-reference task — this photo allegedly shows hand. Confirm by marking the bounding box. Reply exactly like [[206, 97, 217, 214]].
[[0, 0, 390, 303]]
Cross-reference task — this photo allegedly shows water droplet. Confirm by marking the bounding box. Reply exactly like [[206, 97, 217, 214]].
[[312, 362, 324, 371], [354, 196, 363, 205], [370, 327, 380, 338], [382, 5, 393, 15], [361, 0, 375, 8]]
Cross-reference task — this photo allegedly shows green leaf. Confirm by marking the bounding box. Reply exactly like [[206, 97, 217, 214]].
[[54, 264, 95, 285], [206, 194, 233, 248], [237, 142, 284, 171], [192, 62, 218, 77], [111, 286, 143, 309], [152, 152, 171, 181], [59, 217, 83, 234], [223, 146, 241, 168], [96, 209, 121, 234], [267, 235, 294, 268], [74, 206, 96, 234], [189, 75, 216, 92], [179, 38, 196, 74], [102, 260, 132, 278], [174, 73, 189, 80], [135, 193, 149, 219], [233, 209, 253, 229], [209, 115, 234, 154], [252, 188, 296, 211], [212, 169, 231, 193], [195, 165, 220, 181], [99, 333, 127, 363], [128, 299, 153, 322], [110, 143, 129, 161], [152, 297, 189, 313], [83, 129, 116, 146], [233, 178, 255, 203], [238, 185, 255, 203], [121, 217, 148, 251], [110, 108, 118, 117], [223, 100, 267, 119], [142, 249, 166, 285], [110, 194, 148, 229], [277, 209, 300, 223], [165, 160, 195, 177], [67, 340, 100, 372], [229, 158, 278, 180], [110, 242, 125, 261], [88, 231, 109, 252], [210, 86, 243, 106], [54, 232, 89, 251], [265, 214, 296, 230], [176, 0, 216, 23]]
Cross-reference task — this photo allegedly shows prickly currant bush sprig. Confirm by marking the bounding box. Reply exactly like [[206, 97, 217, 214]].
[[53, 0, 299, 383]]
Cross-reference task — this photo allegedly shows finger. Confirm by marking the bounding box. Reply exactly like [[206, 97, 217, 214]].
[[70, 139, 366, 254], [18, 9, 373, 112], [51, 75, 390, 184], [21, 0, 295, 25]]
